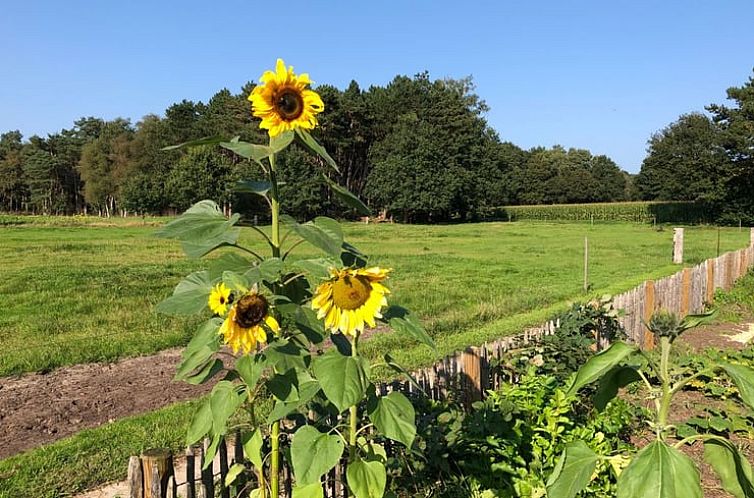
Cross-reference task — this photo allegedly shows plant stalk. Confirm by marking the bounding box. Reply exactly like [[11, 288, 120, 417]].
[[349, 333, 360, 459], [656, 335, 672, 438], [269, 152, 281, 497]]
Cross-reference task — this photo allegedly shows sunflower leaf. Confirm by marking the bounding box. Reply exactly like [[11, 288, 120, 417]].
[[270, 131, 295, 153], [155, 200, 241, 259], [220, 141, 271, 163], [321, 174, 370, 216], [234, 180, 273, 198], [312, 350, 371, 413], [384, 306, 436, 352], [295, 129, 339, 172], [155, 270, 213, 315], [367, 391, 416, 447], [281, 215, 343, 257], [162, 135, 227, 151]]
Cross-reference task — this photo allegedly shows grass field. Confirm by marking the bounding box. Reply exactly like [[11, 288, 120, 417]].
[[1, 215, 752, 498], [0, 216, 750, 376]]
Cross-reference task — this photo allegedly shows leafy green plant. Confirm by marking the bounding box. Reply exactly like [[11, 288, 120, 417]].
[[494, 296, 625, 382], [390, 370, 641, 497], [155, 59, 435, 498], [550, 309, 754, 498]]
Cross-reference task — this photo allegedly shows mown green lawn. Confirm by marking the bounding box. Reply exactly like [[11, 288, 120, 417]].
[[0, 217, 749, 376]]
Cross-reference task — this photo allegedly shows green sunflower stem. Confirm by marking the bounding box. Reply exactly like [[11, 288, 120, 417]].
[[349, 332, 360, 459], [269, 150, 281, 497]]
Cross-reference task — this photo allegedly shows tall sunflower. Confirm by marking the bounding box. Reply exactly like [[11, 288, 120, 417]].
[[248, 58, 324, 137], [219, 290, 280, 354], [311, 267, 391, 337]]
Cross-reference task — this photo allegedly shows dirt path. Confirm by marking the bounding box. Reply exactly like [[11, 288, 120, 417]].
[[0, 348, 214, 460]]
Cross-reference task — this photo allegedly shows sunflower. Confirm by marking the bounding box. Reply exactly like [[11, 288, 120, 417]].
[[248, 58, 325, 138], [208, 282, 233, 315], [311, 267, 391, 337], [219, 291, 280, 354]]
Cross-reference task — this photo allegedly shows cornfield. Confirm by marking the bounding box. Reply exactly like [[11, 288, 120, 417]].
[[481, 201, 710, 224]]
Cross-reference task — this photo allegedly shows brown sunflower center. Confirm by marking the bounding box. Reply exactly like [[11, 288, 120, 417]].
[[331, 275, 371, 311], [275, 88, 304, 121], [235, 294, 269, 328]]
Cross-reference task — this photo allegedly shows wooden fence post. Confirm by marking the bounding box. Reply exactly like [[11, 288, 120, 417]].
[[643, 280, 656, 350], [128, 456, 143, 498], [680, 268, 691, 316], [706, 259, 715, 303], [673, 228, 684, 264], [141, 449, 173, 498], [185, 447, 196, 498], [462, 347, 482, 406], [750, 227, 754, 247]]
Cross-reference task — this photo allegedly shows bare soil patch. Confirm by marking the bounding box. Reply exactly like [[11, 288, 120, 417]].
[[0, 348, 214, 460]]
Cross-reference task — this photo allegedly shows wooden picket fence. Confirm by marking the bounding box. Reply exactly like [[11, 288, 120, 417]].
[[129, 234, 754, 498]]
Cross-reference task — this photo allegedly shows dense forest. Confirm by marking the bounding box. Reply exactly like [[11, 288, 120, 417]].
[[0, 73, 632, 222], [0, 69, 751, 223], [636, 70, 754, 224]]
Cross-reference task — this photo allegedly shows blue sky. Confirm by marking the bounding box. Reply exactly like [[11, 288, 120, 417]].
[[1, 0, 752, 173]]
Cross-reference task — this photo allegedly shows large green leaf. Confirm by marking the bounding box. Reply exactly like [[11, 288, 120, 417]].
[[617, 440, 702, 498], [291, 426, 344, 486], [162, 135, 226, 151], [186, 398, 213, 445], [704, 438, 754, 498], [242, 429, 264, 468], [593, 365, 642, 411], [235, 353, 267, 392], [679, 310, 717, 331], [546, 441, 599, 498], [282, 215, 343, 258], [220, 141, 271, 163], [346, 458, 386, 498], [222, 270, 249, 293], [175, 318, 222, 381], [567, 341, 637, 395], [322, 174, 370, 216], [209, 381, 244, 436], [383, 305, 436, 352], [235, 180, 272, 199], [293, 257, 334, 288], [295, 129, 339, 172], [383, 354, 424, 393], [208, 253, 253, 280], [270, 131, 295, 153], [312, 350, 371, 412], [292, 483, 324, 498], [367, 391, 416, 447], [183, 358, 223, 385], [155, 200, 241, 259], [721, 363, 754, 411], [155, 270, 213, 315], [294, 305, 326, 345], [266, 378, 321, 423], [245, 257, 283, 284]]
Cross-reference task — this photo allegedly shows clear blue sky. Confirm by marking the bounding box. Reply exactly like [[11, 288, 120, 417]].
[[1, 0, 753, 173]]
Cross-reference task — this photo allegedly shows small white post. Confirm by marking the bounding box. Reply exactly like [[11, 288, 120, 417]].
[[673, 227, 684, 264], [583, 236, 589, 292]]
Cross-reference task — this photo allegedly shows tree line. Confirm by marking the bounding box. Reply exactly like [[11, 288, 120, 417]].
[[0, 72, 634, 222], [636, 69, 754, 224]]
